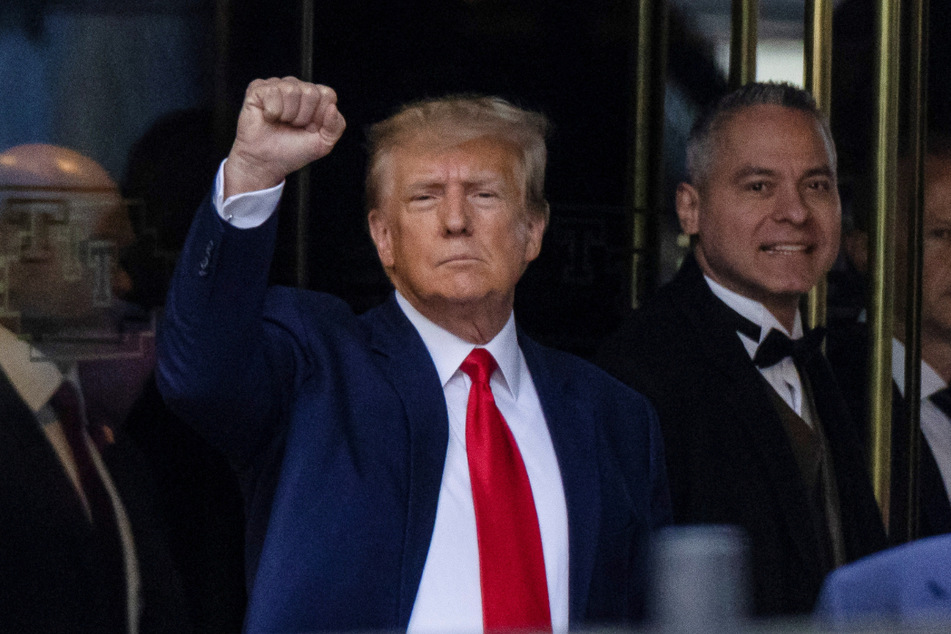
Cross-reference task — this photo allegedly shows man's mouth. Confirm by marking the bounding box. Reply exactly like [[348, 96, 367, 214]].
[[760, 243, 812, 254]]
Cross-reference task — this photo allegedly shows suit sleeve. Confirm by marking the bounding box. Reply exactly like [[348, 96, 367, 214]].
[[156, 193, 303, 465]]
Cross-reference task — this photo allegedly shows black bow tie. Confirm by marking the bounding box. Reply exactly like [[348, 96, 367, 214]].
[[931, 386, 951, 418], [753, 327, 827, 368], [713, 296, 825, 368]]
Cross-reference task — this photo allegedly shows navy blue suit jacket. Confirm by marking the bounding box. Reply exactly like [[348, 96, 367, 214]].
[[157, 198, 671, 632]]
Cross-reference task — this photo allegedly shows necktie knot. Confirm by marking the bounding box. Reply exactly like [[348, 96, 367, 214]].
[[461, 348, 498, 385], [753, 326, 827, 368], [930, 386, 951, 418]]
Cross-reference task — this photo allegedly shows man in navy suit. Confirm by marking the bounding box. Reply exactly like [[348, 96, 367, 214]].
[[157, 77, 671, 632], [597, 82, 886, 617]]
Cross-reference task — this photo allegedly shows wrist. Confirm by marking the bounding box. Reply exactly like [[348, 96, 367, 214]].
[[223, 150, 285, 198]]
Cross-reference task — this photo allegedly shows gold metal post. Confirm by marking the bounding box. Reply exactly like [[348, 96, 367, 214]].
[[867, 0, 901, 527], [895, 0, 928, 542], [804, 0, 832, 331], [629, 0, 668, 307], [730, 0, 758, 89]]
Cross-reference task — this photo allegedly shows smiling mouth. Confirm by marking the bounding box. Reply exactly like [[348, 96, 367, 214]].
[[760, 243, 813, 254]]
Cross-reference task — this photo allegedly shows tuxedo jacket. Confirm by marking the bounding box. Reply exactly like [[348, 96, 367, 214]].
[[0, 370, 189, 633], [826, 323, 951, 538], [157, 198, 672, 632], [596, 257, 887, 617], [896, 391, 951, 537]]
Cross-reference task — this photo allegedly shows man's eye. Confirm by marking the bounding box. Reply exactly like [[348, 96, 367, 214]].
[[746, 182, 766, 192], [806, 179, 831, 192]]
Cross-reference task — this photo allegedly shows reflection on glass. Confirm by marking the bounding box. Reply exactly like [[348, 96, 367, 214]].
[[0, 143, 153, 362]]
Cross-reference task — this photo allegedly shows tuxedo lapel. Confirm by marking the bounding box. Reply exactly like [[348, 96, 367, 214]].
[[919, 440, 951, 535], [519, 333, 600, 621], [364, 295, 449, 625], [671, 260, 825, 576], [900, 385, 951, 535], [890, 385, 951, 537]]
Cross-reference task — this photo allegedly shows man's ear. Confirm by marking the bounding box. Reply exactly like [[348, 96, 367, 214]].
[[675, 182, 701, 236], [367, 208, 394, 268], [522, 210, 547, 264]]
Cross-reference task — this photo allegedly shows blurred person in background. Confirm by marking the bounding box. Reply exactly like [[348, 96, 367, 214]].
[[0, 143, 188, 633]]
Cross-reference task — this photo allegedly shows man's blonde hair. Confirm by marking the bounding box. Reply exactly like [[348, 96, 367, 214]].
[[366, 95, 550, 222]]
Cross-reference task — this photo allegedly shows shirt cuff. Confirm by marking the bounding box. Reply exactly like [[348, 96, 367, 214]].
[[213, 158, 284, 229]]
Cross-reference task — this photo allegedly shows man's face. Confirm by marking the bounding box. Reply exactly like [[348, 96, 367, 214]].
[[919, 155, 951, 344], [0, 193, 133, 330], [368, 135, 545, 324], [678, 104, 841, 318]]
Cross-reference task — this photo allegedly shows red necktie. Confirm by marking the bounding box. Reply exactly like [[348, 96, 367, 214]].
[[461, 348, 551, 632]]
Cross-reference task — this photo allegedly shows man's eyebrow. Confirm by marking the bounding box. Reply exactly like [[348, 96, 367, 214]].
[[730, 165, 836, 180], [802, 165, 836, 179], [732, 165, 777, 180]]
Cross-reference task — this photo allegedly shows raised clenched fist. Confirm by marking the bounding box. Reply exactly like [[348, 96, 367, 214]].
[[224, 77, 346, 198]]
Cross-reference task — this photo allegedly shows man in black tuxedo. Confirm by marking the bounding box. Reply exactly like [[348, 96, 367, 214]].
[[831, 137, 951, 537], [597, 82, 887, 617]]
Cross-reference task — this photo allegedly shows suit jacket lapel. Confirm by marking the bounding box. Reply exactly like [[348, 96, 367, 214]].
[[366, 296, 609, 624], [364, 294, 449, 626], [919, 438, 951, 534], [0, 368, 95, 537], [519, 332, 600, 623], [894, 390, 951, 535], [671, 259, 824, 575]]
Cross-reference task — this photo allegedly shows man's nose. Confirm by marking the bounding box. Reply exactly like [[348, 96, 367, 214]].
[[441, 190, 472, 235], [773, 185, 810, 224]]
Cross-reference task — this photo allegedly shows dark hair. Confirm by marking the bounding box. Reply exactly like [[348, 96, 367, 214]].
[[686, 81, 837, 185]]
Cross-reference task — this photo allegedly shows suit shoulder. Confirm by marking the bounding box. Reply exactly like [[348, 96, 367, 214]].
[[521, 334, 656, 412], [263, 286, 364, 329]]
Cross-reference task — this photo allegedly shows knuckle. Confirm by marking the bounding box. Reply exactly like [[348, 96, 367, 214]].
[[319, 85, 338, 102]]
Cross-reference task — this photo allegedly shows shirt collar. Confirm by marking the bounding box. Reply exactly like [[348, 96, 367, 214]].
[[704, 275, 803, 341], [394, 291, 521, 398], [0, 326, 66, 413], [891, 337, 947, 399]]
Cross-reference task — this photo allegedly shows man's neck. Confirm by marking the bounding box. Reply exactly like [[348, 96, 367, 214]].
[[703, 274, 801, 336], [423, 310, 508, 345], [920, 333, 951, 384], [396, 293, 513, 345], [894, 320, 951, 384], [394, 291, 513, 346]]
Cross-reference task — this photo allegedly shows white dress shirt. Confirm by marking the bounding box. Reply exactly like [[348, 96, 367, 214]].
[[705, 276, 814, 425], [892, 338, 951, 505], [0, 326, 141, 633], [213, 162, 571, 631]]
